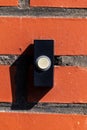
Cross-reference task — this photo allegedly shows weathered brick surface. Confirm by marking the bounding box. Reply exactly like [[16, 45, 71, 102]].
[[30, 0, 87, 8], [1, 66, 87, 103], [0, 112, 87, 130], [0, 0, 18, 6], [0, 0, 87, 119], [0, 113, 86, 130], [1, 17, 87, 55]]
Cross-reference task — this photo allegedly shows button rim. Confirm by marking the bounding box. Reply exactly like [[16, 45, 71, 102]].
[[36, 55, 51, 71]]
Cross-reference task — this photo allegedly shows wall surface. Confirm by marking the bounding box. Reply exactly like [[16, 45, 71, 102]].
[[0, 0, 87, 129]]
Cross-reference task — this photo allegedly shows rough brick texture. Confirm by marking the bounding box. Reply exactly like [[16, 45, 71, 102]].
[[0, 0, 18, 6], [0, 113, 86, 130], [1, 18, 87, 55], [0, 1, 87, 130], [30, 0, 87, 8]]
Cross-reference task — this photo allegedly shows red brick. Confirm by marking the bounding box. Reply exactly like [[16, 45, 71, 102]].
[[30, 0, 87, 8], [0, 0, 18, 6], [1, 66, 87, 103], [0, 17, 87, 55], [0, 113, 86, 130]]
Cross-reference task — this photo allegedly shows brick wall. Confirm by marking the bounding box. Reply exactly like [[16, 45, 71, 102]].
[[0, 0, 87, 129]]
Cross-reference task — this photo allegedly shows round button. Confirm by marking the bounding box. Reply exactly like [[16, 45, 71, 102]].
[[36, 55, 51, 71]]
